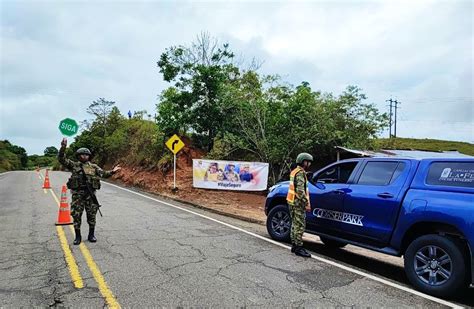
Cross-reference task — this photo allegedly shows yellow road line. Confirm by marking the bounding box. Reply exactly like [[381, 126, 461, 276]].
[[49, 189, 120, 308], [78, 245, 120, 308], [56, 226, 84, 289], [48, 188, 84, 289]]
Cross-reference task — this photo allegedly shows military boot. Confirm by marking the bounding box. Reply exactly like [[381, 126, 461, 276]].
[[73, 229, 81, 245], [294, 246, 311, 258], [88, 227, 97, 243], [291, 244, 297, 253]]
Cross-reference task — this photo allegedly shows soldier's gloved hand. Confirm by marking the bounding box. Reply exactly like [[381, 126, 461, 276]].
[[61, 138, 67, 148]]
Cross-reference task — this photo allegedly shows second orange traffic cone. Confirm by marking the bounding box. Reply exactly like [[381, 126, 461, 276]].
[[56, 185, 73, 226], [42, 169, 51, 189]]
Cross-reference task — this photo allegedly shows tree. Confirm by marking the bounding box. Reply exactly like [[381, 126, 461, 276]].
[[157, 32, 239, 150], [0, 140, 29, 171], [132, 110, 148, 120], [224, 74, 320, 182], [7, 143, 28, 168], [0, 140, 21, 171], [213, 73, 389, 184], [156, 87, 192, 136], [104, 106, 126, 136], [73, 99, 121, 165], [86, 98, 116, 138], [44, 146, 59, 157], [337, 86, 388, 148], [310, 86, 388, 153]]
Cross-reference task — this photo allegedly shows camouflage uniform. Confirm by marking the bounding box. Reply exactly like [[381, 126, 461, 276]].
[[58, 147, 113, 230], [70, 193, 98, 230], [289, 169, 308, 247]]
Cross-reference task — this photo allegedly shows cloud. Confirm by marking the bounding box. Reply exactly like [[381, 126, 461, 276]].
[[1, 0, 472, 155]]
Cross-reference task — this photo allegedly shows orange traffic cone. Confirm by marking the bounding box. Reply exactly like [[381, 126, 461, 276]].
[[56, 185, 73, 226], [42, 170, 51, 189]]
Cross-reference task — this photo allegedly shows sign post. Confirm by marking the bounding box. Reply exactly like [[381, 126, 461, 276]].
[[165, 134, 185, 191], [59, 118, 79, 137]]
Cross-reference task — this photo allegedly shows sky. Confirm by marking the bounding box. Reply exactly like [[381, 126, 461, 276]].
[[1, 0, 472, 155]]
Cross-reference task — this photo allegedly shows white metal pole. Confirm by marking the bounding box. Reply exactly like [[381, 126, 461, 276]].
[[173, 153, 176, 189]]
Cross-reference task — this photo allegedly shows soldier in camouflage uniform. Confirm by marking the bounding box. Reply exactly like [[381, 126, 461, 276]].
[[286, 153, 313, 258], [58, 138, 121, 245]]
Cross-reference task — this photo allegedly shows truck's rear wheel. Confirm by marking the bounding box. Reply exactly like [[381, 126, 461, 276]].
[[266, 205, 291, 242], [320, 237, 347, 249], [404, 234, 467, 297]]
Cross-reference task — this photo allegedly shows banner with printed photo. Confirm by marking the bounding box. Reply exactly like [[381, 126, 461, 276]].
[[193, 159, 269, 191]]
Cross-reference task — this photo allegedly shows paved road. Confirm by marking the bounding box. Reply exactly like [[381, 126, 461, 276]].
[[0, 171, 470, 307]]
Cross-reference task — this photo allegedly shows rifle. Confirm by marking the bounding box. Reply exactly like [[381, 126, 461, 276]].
[[80, 164, 103, 217]]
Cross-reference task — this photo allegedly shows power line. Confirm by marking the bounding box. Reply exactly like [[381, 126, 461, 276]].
[[398, 119, 473, 124], [400, 100, 472, 104]]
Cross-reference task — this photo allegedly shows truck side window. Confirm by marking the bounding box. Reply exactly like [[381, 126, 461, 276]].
[[357, 162, 404, 186], [426, 162, 474, 188], [390, 162, 406, 184], [315, 162, 357, 184]]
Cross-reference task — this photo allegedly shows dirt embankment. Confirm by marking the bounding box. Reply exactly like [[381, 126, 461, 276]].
[[110, 141, 267, 223]]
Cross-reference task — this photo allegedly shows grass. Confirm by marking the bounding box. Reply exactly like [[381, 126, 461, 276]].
[[375, 138, 474, 156]]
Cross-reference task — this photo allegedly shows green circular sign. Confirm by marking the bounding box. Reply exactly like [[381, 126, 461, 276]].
[[59, 118, 78, 136]]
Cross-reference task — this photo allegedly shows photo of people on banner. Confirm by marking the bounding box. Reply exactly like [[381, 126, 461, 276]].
[[193, 159, 269, 191]]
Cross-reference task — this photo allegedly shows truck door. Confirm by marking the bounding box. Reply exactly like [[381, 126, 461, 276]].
[[341, 160, 411, 245], [307, 161, 359, 233]]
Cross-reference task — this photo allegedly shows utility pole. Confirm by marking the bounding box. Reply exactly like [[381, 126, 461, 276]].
[[394, 100, 400, 138], [386, 98, 394, 138]]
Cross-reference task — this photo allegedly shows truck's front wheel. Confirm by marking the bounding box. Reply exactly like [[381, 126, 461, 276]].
[[404, 234, 467, 297], [266, 205, 291, 242]]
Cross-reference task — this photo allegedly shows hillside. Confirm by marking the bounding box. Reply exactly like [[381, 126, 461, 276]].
[[111, 138, 267, 222], [0, 140, 28, 172], [375, 138, 474, 156]]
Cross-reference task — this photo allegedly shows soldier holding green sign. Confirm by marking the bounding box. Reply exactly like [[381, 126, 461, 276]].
[[58, 138, 121, 245]]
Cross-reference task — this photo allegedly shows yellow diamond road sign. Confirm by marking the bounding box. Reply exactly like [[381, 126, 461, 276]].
[[166, 134, 185, 154]]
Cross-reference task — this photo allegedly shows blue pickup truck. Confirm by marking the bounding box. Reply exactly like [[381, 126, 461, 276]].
[[265, 157, 473, 297]]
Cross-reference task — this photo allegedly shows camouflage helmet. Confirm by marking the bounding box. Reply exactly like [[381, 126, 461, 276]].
[[296, 152, 313, 164], [76, 148, 92, 157]]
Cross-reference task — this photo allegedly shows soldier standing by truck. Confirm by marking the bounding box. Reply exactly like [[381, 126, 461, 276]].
[[286, 153, 313, 257], [58, 138, 121, 245]]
